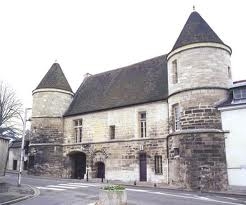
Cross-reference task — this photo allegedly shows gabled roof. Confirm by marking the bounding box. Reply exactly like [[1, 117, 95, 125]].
[[172, 11, 225, 51], [36, 63, 73, 92], [64, 55, 168, 116]]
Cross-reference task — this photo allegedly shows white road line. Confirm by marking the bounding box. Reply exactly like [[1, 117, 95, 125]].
[[126, 189, 244, 205], [58, 184, 88, 188], [68, 183, 99, 187], [47, 185, 78, 189], [37, 187, 65, 191]]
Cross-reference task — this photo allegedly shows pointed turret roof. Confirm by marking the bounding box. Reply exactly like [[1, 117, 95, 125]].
[[36, 63, 73, 92], [172, 11, 225, 51]]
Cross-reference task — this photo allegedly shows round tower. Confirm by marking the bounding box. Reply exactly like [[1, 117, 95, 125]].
[[167, 11, 232, 191], [29, 63, 73, 176]]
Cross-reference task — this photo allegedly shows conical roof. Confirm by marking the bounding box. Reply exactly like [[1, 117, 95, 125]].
[[36, 63, 73, 92], [172, 11, 225, 51]]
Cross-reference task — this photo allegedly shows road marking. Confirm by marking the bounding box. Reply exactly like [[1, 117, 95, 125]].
[[58, 184, 88, 188], [68, 183, 99, 187], [126, 189, 245, 205], [37, 187, 65, 191], [47, 185, 78, 189]]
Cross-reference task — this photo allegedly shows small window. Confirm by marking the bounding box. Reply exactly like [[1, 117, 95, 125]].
[[110, 125, 115, 139], [173, 148, 180, 157], [173, 104, 181, 131], [228, 66, 232, 79], [139, 112, 147, 138], [172, 60, 178, 84], [155, 155, 162, 174], [74, 119, 83, 143]]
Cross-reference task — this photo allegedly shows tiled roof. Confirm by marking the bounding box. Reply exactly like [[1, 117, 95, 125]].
[[64, 55, 168, 116], [36, 63, 73, 92], [172, 11, 226, 51]]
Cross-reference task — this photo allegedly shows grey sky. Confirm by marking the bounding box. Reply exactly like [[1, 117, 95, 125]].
[[0, 0, 245, 108]]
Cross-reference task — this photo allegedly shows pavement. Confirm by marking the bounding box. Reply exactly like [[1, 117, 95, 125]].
[[1, 171, 246, 205], [0, 176, 39, 205]]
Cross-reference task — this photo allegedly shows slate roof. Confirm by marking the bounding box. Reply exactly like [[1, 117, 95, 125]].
[[218, 83, 246, 108], [36, 63, 73, 92], [172, 11, 226, 51], [10, 140, 22, 148], [64, 55, 168, 116]]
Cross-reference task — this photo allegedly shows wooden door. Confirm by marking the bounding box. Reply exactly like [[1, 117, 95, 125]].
[[139, 153, 147, 181]]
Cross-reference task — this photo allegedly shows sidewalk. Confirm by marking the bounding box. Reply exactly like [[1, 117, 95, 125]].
[[0, 176, 38, 205]]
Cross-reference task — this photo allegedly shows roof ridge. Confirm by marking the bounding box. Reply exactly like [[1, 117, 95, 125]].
[[88, 54, 167, 79]]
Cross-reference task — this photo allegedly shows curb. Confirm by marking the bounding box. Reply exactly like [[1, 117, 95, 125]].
[[202, 191, 246, 198], [0, 184, 40, 205]]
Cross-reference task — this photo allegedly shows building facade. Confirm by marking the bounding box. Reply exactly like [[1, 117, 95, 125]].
[[6, 140, 29, 172], [29, 11, 233, 191], [218, 81, 246, 186], [0, 136, 9, 176]]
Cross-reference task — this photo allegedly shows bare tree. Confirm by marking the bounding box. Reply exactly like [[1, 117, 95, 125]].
[[0, 81, 23, 139]]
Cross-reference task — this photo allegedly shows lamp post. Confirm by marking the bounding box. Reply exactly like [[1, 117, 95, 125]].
[[17, 108, 31, 187]]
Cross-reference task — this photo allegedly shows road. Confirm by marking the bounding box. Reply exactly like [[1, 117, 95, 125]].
[[4, 174, 246, 205]]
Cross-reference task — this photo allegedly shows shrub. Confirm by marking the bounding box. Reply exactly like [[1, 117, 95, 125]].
[[102, 185, 125, 191]]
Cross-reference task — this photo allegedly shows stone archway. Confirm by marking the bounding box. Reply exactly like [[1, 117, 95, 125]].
[[68, 151, 86, 179]]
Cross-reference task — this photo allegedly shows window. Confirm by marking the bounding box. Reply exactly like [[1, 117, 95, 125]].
[[172, 60, 178, 84], [139, 112, 147, 138], [228, 66, 232, 79], [74, 119, 83, 143], [110, 125, 115, 139], [173, 148, 180, 157], [233, 87, 246, 100], [155, 155, 162, 174], [173, 104, 181, 131]]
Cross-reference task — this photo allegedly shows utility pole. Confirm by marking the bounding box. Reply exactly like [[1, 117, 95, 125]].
[[17, 108, 31, 187]]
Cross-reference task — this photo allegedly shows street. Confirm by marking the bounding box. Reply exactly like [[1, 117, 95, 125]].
[[4, 174, 246, 205]]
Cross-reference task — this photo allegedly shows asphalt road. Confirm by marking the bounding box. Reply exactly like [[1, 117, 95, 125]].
[[5, 174, 246, 205]]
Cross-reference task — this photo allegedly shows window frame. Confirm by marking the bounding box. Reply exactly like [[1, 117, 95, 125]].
[[173, 104, 181, 131], [154, 155, 163, 174], [233, 87, 246, 100], [139, 112, 147, 138], [74, 119, 83, 143], [172, 59, 178, 84], [109, 125, 116, 139]]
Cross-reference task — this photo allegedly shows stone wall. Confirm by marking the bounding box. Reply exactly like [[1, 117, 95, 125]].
[[28, 145, 63, 177], [63, 138, 168, 183], [32, 89, 73, 118], [63, 101, 168, 143], [168, 132, 228, 191], [167, 46, 232, 95]]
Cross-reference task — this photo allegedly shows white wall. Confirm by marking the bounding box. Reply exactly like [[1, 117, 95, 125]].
[[221, 107, 246, 186]]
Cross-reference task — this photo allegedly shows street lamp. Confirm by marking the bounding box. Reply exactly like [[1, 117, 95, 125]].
[[17, 108, 31, 187]]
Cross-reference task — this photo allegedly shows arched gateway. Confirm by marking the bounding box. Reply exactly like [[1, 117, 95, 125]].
[[68, 151, 86, 179]]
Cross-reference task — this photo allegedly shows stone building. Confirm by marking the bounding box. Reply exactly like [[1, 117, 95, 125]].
[[29, 11, 232, 191], [6, 140, 29, 172]]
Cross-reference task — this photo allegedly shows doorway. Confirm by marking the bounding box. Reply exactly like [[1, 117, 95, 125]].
[[139, 153, 147, 181], [95, 162, 105, 178], [69, 152, 86, 179]]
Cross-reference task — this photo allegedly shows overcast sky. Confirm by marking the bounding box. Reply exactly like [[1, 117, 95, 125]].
[[1, 0, 245, 108]]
